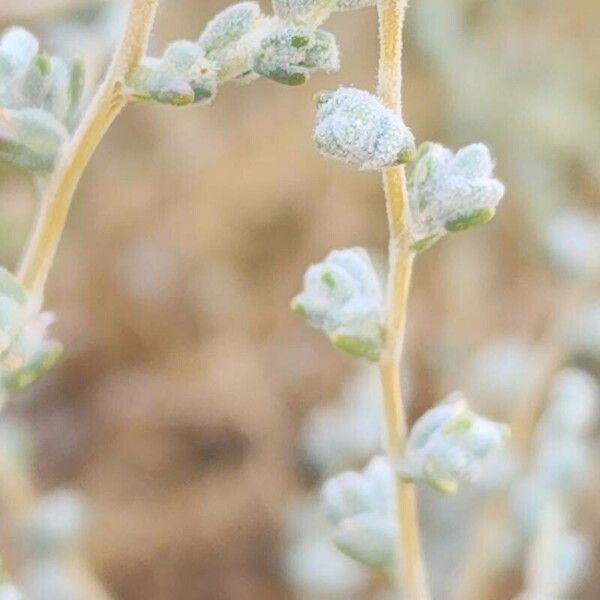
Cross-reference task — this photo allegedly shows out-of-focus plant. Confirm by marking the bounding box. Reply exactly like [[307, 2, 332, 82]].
[[0, 417, 109, 600], [291, 1, 509, 597]]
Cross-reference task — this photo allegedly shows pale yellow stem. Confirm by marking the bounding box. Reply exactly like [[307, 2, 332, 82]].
[[17, 0, 160, 294], [377, 1, 430, 598]]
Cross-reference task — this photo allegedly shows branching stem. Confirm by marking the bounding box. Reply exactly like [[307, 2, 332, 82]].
[[17, 0, 160, 294]]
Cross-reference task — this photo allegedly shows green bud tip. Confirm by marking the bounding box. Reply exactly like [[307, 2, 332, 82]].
[[313, 90, 331, 105], [445, 207, 496, 232], [320, 269, 336, 289], [329, 333, 380, 362], [290, 297, 307, 317], [291, 34, 310, 48]]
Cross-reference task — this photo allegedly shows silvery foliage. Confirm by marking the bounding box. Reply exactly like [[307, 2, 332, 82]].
[[272, 0, 376, 27], [0, 27, 84, 171], [283, 498, 368, 599], [291, 248, 383, 361], [512, 371, 598, 599], [300, 365, 383, 476], [321, 456, 396, 569], [406, 142, 505, 251], [0, 267, 61, 393], [313, 88, 416, 170], [399, 391, 509, 494], [530, 369, 598, 496], [465, 337, 533, 417], [127, 0, 375, 106], [544, 210, 600, 278]]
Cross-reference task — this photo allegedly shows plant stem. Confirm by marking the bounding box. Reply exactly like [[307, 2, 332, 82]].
[[17, 0, 160, 295], [377, 1, 430, 598]]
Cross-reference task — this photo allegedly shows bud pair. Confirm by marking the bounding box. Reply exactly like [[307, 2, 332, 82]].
[[252, 26, 339, 86], [321, 456, 396, 568], [0, 108, 68, 171], [406, 142, 505, 250], [127, 41, 217, 106], [314, 88, 416, 170], [0, 28, 83, 124], [399, 392, 509, 494], [291, 248, 383, 360]]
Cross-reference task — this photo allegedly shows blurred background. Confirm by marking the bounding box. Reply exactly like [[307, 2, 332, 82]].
[[0, 0, 598, 598]]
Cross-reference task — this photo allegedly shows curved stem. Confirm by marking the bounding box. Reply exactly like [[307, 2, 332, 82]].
[[377, 1, 430, 598], [17, 0, 160, 294]]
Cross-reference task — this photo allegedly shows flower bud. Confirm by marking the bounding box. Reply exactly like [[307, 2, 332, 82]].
[[0, 107, 68, 171], [333, 513, 395, 569], [313, 87, 416, 170], [406, 142, 505, 250], [0, 311, 62, 393], [292, 248, 382, 360], [0, 27, 85, 141], [0, 28, 38, 77], [0, 268, 61, 392], [272, 0, 338, 27], [252, 27, 339, 86], [0, 267, 28, 354], [199, 2, 262, 57], [127, 42, 218, 107], [400, 392, 509, 494], [321, 456, 396, 568]]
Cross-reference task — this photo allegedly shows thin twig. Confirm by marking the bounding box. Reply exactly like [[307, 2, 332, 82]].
[[17, 0, 160, 295], [377, 1, 430, 598]]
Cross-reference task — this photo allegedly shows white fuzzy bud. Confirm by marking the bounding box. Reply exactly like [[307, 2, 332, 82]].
[[0, 27, 84, 171], [199, 2, 262, 57], [321, 456, 396, 568], [400, 391, 509, 494], [272, 0, 337, 27], [314, 87, 416, 170], [544, 210, 600, 278], [0, 28, 83, 121], [127, 43, 218, 106], [292, 248, 383, 360], [0, 28, 38, 77], [252, 26, 339, 86], [0, 267, 61, 392], [406, 142, 505, 250], [0, 108, 68, 171]]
